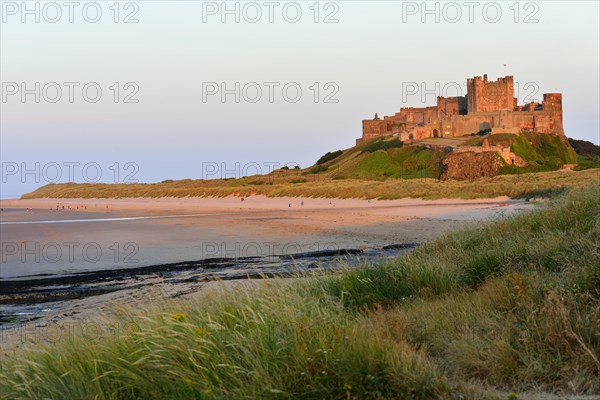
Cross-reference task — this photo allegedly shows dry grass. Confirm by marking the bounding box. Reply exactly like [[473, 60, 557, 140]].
[[2, 184, 599, 399], [22, 168, 600, 200]]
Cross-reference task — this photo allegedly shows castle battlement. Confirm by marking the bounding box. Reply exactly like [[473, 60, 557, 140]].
[[357, 74, 564, 145]]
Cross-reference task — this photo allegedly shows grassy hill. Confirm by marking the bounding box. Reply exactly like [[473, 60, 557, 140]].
[[19, 169, 598, 201], [310, 132, 580, 179], [456, 132, 578, 173], [306, 136, 448, 180], [567, 138, 600, 171], [2, 185, 599, 399], [20, 133, 598, 200]]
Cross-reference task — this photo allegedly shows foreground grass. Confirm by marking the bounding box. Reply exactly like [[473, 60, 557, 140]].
[[22, 168, 599, 200], [2, 185, 599, 399]]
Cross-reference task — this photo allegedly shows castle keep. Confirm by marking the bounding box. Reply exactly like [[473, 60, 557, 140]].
[[357, 74, 564, 145]]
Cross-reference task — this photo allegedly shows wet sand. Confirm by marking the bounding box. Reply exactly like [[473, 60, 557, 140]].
[[1, 195, 529, 280], [1, 195, 532, 349]]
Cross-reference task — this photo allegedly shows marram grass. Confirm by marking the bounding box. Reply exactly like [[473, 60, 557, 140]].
[[21, 168, 600, 200], [2, 185, 599, 399]]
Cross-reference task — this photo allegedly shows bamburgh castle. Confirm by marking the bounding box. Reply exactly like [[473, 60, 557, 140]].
[[357, 74, 564, 145]]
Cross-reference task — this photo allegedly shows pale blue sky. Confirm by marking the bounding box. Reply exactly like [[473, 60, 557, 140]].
[[1, 1, 599, 195]]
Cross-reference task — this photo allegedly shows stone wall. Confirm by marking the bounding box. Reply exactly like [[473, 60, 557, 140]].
[[454, 143, 527, 167], [450, 114, 493, 136], [441, 151, 503, 180], [358, 74, 565, 144], [437, 96, 467, 117]]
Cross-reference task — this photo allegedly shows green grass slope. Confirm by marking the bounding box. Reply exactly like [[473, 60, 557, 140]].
[[574, 154, 600, 171], [308, 136, 448, 180], [2, 186, 598, 399], [481, 132, 578, 174], [20, 134, 598, 200], [311, 133, 580, 179], [567, 138, 600, 171]]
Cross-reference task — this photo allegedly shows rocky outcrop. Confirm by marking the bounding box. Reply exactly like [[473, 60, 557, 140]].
[[441, 151, 503, 180], [453, 142, 527, 167]]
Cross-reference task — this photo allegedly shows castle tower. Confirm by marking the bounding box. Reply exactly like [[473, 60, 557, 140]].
[[358, 74, 565, 144], [541, 93, 564, 135], [467, 75, 515, 113], [466, 76, 481, 113]]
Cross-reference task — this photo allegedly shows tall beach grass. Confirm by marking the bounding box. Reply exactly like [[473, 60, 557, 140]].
[[21, 168, 600, 200], [2, 184, 599, 399]]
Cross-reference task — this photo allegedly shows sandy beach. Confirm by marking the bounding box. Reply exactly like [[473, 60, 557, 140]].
[[1, 195, 532, 348], [1, 195, 530, 278]]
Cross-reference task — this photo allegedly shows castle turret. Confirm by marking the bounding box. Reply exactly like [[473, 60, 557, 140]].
[[541, 93, 564, 136]]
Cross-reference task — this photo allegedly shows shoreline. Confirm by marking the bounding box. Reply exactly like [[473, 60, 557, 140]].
[[1, 195, 529, 279], [1, 194, 518, 210], [0, 195, 532, 348]]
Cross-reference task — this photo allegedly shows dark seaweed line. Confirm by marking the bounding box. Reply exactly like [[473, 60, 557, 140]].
[[1, 246, 420, 295]]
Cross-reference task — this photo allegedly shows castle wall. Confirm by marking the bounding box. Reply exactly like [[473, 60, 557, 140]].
[[413, 125, 439, 139], [362, 119, 386, 140], [397, 106, 438, 124], [359, 75, 565, 144], [508, 112, 537, 132], [437, 96, 467, 117], [440, 118, 454, 136], [450, 114, 493, 135]]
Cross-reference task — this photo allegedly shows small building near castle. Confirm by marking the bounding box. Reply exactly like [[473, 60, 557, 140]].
[[357, 74, 564, 145]]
